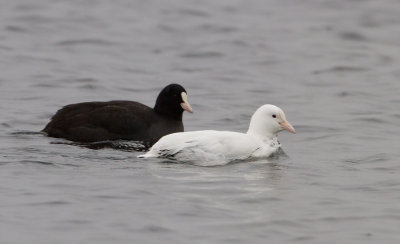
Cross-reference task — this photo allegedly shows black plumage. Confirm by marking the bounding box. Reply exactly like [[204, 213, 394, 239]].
[[42, 84, 192, 145]]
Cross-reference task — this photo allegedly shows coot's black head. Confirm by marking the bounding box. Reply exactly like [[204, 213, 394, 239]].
[[154, 84, 193, 120]]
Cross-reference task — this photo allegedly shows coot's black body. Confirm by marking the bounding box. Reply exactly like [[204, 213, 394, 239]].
[[42, 84, 192, 145]]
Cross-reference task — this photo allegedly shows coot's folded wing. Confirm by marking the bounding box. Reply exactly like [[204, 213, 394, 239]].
[[43, 101, 151, 142]]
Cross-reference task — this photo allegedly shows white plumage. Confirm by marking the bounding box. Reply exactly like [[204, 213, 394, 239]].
[[138, 104, 295, 165]]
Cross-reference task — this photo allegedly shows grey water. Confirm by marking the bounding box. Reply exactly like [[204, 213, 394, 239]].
[[1, 0, 400, 243]]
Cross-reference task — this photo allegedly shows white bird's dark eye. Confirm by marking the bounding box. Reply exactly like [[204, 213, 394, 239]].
[[272, 114, 276, 118]]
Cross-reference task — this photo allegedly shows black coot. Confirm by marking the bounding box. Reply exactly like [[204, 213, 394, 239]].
[[42, 84, 193, 145]]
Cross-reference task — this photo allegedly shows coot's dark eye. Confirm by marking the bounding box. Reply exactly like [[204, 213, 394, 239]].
[[272, 114, 276, 118]]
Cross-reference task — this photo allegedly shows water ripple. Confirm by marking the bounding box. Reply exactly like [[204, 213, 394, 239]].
[[5, 25, 27, 33], [26, 200, 70, 206], [339, 31, 368, 42], [180, 51, 224, 59], [141, 225, 173, 233], [174, 8, 211, 17], [55, 39, 117, 46], [19, 160, 55, 166], [313, 66, 370, 74], [344, 153, 390, 164]]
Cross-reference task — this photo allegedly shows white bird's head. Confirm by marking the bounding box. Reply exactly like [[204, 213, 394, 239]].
[[247, 104, 296, 139]]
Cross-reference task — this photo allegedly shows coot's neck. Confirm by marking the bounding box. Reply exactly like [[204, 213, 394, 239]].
[[154, 104, 183, 121]]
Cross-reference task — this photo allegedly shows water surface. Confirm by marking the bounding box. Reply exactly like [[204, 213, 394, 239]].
[[1, 0, 400, 243]]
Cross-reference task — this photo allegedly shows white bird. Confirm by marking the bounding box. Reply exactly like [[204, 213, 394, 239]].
[[138, 104, 296, 165]]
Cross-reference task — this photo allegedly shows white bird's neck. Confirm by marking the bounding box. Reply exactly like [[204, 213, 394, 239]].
[[246, 126, 277, 141], [246, 116, 277, 141]]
